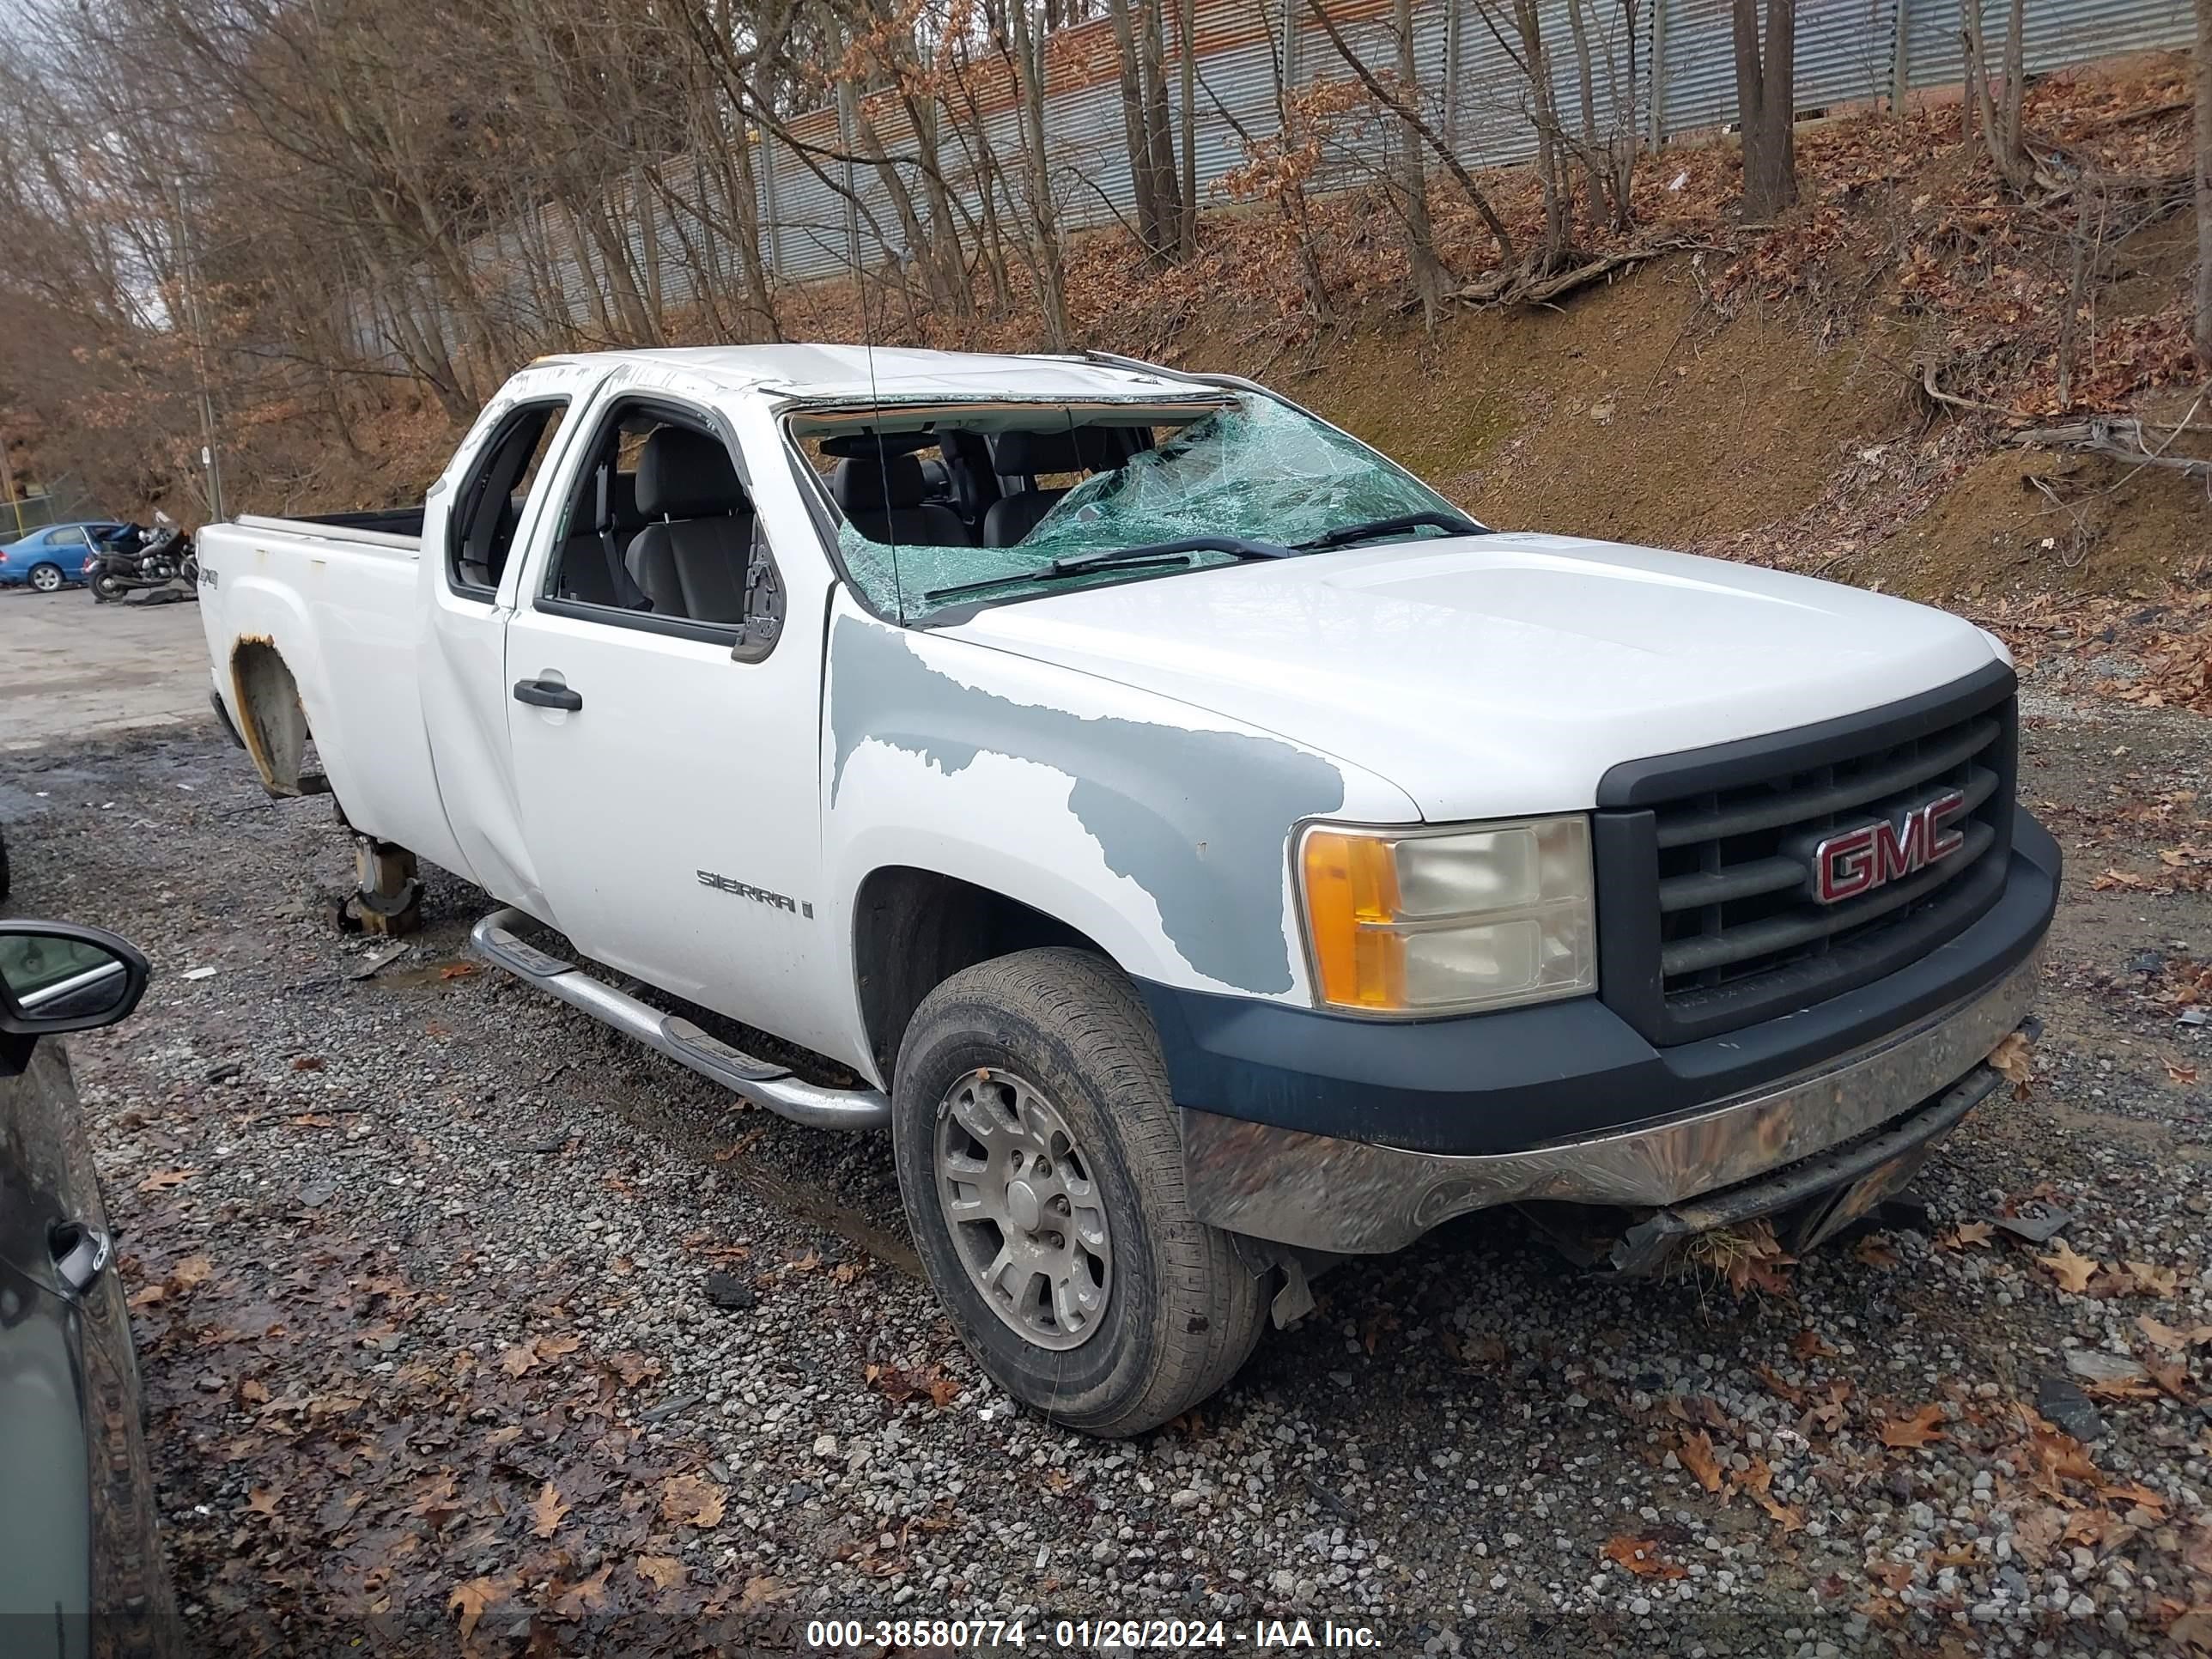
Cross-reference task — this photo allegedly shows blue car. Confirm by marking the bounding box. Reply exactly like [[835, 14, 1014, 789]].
[[0, 523, 128, 592]]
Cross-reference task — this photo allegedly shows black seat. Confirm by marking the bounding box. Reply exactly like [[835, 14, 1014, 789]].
[[624, 428, 755, 623], [557, 467, 645, 608], [982, 428, 1115, 548], [831, 452, 974, 547]]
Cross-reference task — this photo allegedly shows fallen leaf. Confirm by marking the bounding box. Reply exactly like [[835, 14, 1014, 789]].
[[448, 1576, 516, 1642], [2164, 1054, 2199, 1085], [2138, 1314, 2212, 1351], [439, 961, 478, 979], [736, 1575, 784, 1610], [246, 1486, 281, 1516], [172, 1255, 214, 1288], [2039, 1237, 2100, 1294], [1878, 1402, 1948, 1449], [237, 1378, 270, 1405], [2124, 1261, 2180, 1297], [1753, 1489, 1807, 1534], [1853, 1233, 1900, 1268], [1601, 1535, 1686, 1578], [529, 1479, 569, 1540], [1753, 1364, 1807, 1407], [1988, 1030, 2035, 1094], [1938, 1221, 1995, 1250], [925, 1371, 962, 1410], [1677, 1429, 1724, 1493], [636, 1554, 685, 1591], [659, 1474, 726, 1528], [136, 1168, 197, 1194], [1867, 1559, 1916, 1592], [290, 1055, 325, 1073], [552, 1561, 611, 1619], [1792, 1330, 1838, 1360], [499, 1340, 539, 1378]]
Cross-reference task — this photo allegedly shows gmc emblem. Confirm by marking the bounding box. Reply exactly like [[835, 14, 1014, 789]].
[[1810, 789, 1969, 904]]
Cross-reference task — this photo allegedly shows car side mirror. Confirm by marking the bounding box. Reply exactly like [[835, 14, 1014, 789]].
[[0, 920, 151, 1036]]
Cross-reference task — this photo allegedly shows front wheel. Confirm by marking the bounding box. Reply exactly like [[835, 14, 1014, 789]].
[[92, 572, 125, 603], [28, 562, 63, 592], [892, 947, 1269, 1437]]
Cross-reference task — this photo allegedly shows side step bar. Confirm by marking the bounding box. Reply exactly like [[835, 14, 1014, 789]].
[[469, 908, 890, 1132]]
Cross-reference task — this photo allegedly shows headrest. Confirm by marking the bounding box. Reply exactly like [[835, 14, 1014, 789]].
[[819, 431, 937, 460], [990, 427, 1120, 477], [635, 426, 747, 520], [832, 452, 928, 514]]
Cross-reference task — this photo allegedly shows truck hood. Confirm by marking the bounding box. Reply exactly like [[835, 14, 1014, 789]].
[[936, 532, 2007, 822]]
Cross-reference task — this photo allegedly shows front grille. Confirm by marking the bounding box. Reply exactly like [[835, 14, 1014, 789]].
[[1593, 665, 2019, 1045]]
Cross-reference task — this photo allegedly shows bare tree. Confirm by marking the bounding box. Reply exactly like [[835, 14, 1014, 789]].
[[1961, 0, 2032, 192], [1731, 0, 1797, 221], [2196, 0, 2210, 367]]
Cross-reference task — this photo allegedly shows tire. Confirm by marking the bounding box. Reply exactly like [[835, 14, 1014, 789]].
[[92, 573, 125, 603], [892, 946, 1269, 1437], [27, 562, 63, 592]]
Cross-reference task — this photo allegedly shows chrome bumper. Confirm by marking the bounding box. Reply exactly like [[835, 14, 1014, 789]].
[[1180, 945, 2044, 1255]]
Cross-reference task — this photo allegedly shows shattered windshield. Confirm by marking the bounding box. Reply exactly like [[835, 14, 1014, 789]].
[[811, 392, 1475, 623]]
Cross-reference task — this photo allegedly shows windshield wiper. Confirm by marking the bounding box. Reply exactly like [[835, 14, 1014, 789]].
[[921, 535, 1297, 604], [1295, 510, 1486, 551]]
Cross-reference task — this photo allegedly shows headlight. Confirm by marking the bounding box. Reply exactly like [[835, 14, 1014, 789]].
[[1297, 816, 1595, 1015]]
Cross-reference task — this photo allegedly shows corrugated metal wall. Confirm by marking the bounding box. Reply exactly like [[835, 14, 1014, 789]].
[[351, 0, 2192, 364]]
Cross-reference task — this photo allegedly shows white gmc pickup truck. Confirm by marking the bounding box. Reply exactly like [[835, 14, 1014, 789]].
[[198, 346, 2057, 1435]]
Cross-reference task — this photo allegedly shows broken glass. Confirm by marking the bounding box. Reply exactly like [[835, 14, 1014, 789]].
[[830, 392, 1473, 623]]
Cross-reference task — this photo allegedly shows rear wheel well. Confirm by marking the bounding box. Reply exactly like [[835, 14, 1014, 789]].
[[229, 638, 312, 796], [853, 867, 1107, 1079]]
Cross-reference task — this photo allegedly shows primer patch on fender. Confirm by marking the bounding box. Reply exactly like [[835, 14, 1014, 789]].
[[830, 615, 1344, 994]]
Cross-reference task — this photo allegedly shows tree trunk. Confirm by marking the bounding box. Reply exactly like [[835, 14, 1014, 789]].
[[2197, 0, 2211, 368], [1139, 0, 1184, 250], [1107, 0, 1163, 250], [1178, 0, 1199, 255], [1961, 0, 2033, 191], [1733, 0, 1797, 221], [1010, 0, 1076, 347], [1394, 0, 1447, 322]]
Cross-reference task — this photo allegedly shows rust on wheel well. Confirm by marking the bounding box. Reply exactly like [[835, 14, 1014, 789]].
[[229, 636, 311, 796]]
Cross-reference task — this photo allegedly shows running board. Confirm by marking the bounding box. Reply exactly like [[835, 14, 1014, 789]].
[[469, 908, 890, 1132]]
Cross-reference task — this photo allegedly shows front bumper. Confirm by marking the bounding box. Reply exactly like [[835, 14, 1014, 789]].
[[1179, 936, 2044, 1255]]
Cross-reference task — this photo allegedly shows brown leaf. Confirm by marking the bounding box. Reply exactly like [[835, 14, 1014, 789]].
[[2039, 1237, 2100, 1294], [1677, 1429, 1724, 1493], [659, 1474, 726, 1529], [1988, 1030, 2035, 1094], [636, 1555, 685, 1591], [1601, 1536, 1686, 1579], [1753, 1489, 1807, 1534], [736, 1575, 784, 1610], [245, 1486, 281, 1516], [1853, 1233, 1901, 1268], [1938, 1221, 1995, 1250], [499, 1340, 539, 1378], [529, 1479, 569, 1540], [2124, 1261, 2179, 1297], [1878, 1402, 1948, 1449], [1753, 1364, 1807, 1407], [172, 1255, 214, 1288], [552, 1561, 611, 1620], [439, 962, 478, 980], [448, 1576, 516, 1642], [2163, 1054, 2199, 1085], [136, 1168, 197, 1194], [2138, 1314, 2212, 1351], [925, 1370, 962, 1410], [290, 1054, 325, 1073], [1792, 1330, 1838, 1360]]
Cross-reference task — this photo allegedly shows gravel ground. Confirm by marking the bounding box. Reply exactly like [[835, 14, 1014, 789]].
[[3, 690, 2210, 1658]]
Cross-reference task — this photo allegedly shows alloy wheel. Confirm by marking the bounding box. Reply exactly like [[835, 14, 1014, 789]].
[[933, 1067, 1112, 1351]]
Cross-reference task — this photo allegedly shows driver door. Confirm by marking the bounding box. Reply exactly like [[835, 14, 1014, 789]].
[[501, 386, 838, 1056]]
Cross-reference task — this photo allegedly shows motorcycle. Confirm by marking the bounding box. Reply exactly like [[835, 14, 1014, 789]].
[[87, 518, 197, 604]]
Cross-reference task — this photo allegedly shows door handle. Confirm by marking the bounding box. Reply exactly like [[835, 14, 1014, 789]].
[[513, 678, 582, 712], [49, 1219, 112, 1297]]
